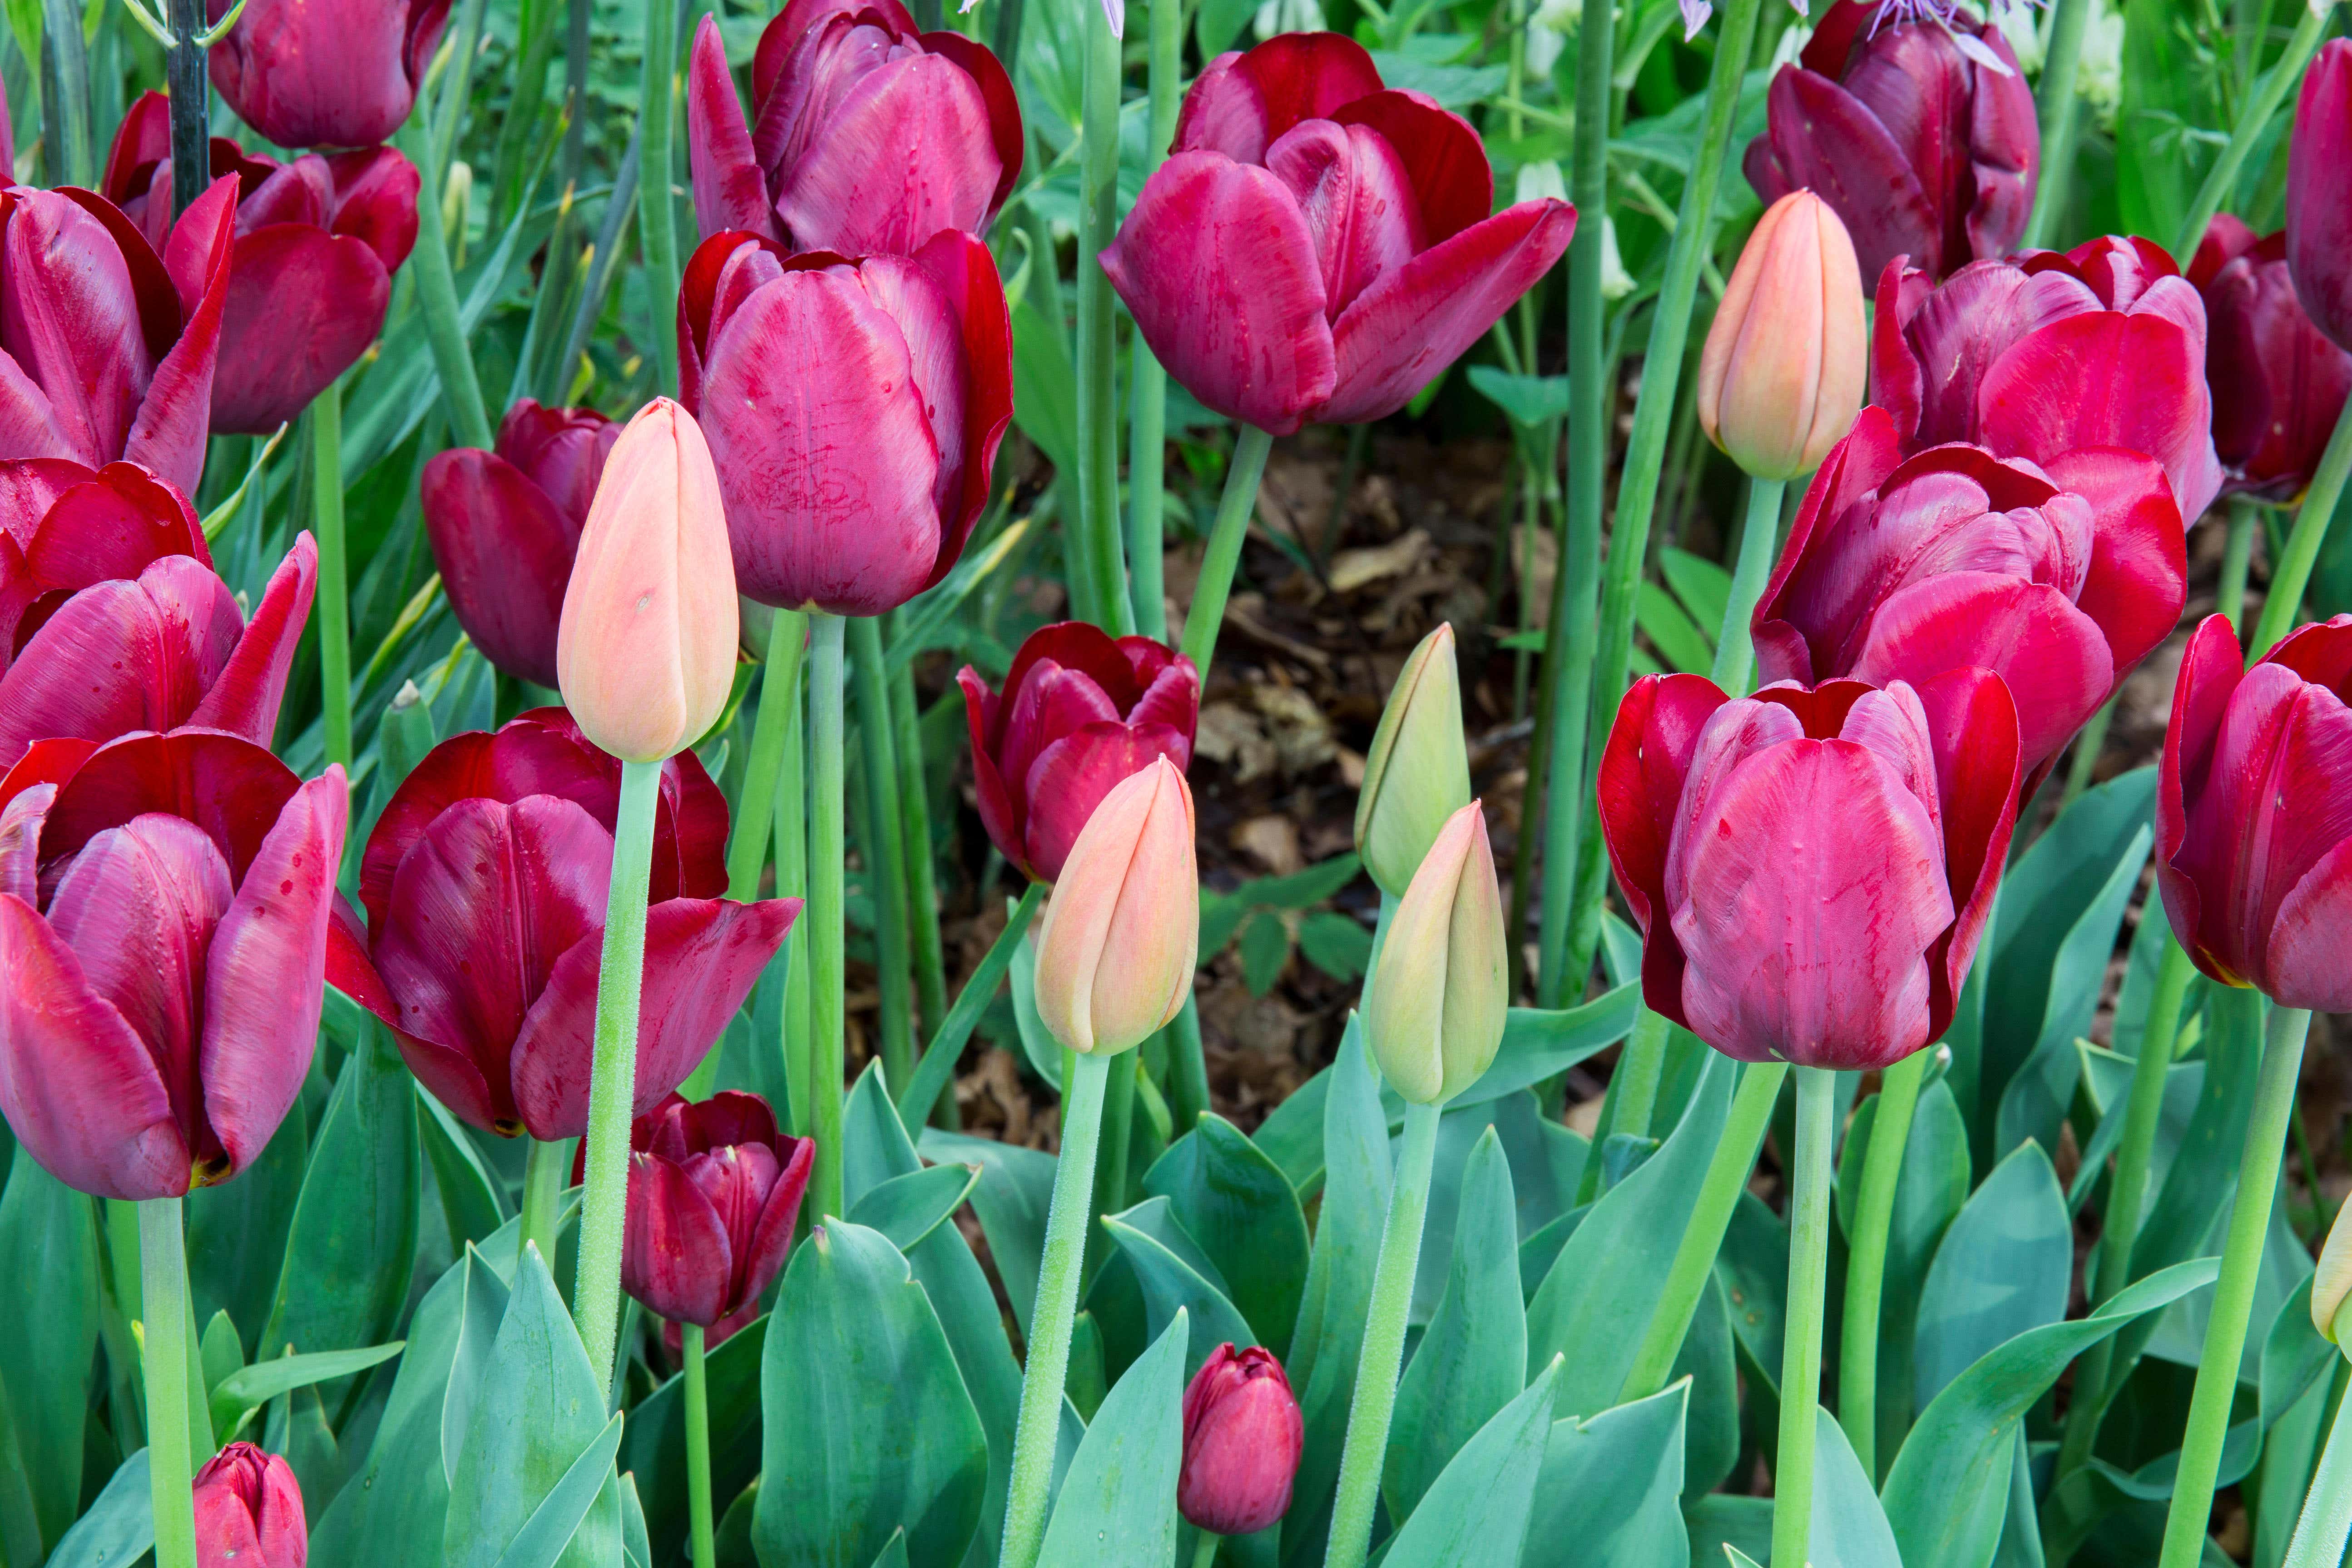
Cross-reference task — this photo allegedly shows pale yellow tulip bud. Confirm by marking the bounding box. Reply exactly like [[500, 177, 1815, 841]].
[[1033, 757, 1200, 1056], [2315, 1198, 2352, 1343], [1363, 801, 1507, 1105], [1355, 623, 1472, 897], [1695, 190, 1866, 482]]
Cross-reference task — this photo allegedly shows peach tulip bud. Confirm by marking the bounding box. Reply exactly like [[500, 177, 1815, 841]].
[[556, 398, 741, 762], [1364, 801, 1507, 1105], [2316, 1198, 2352, 1344], [1354, 622, 1472, 898], [1032, 756, 1199, 1055], [1696, 190, 1865, 481]]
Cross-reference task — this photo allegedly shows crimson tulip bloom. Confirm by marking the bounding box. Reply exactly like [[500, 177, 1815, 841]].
[[2288, 39, 2352, 354], [957, 623, 1198, 883], [0, 462, 316, 771], [684, 1, 1020, 254], [193, 1442, 305, 1568], [678, 228, 1012, 615], [422, 400, 619, 688], [1178, 1345, 1302, 1537], [2158, 614, 2352, 1012], [103, 93, 421, 434], [2187, 215, 2352, 502], [1599, 671, 2020, 1070], [1872, 236, 2225, 523], [1753, 406, 2184, 777], [0, 178, 236, 495], [1100, 33, 1575, 436], [206, 0, 450, 151], [0, 731, 347, 1200], [326, 710, 799, 1140], [1743, 0, 2036, 284]]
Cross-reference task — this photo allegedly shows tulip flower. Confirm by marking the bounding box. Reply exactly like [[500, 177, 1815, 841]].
[[0, 730, 346, 1199], [1179, 1345, 1303, 1538], [1355, 623, 1472, 898], [2157, 613, 2352, 1013], [193, 1442, 305, 1568], [1100, 33, 1575, 436], [422, 400, 619, 688], [325, 709, 798, 1140], [958, 622, 1199, 885], [102, 93, 421, 435], [2317, 1201, 2352, 1344], [1031, 757, 1198, 1056], [684, 2, 1021, 255], [1742, 0, 2037, 285], [1872, 236, 2225, 523], [1752, 406, 2185, 778], [2288, 39, 2352, 355], [206, 0, 450, 151], [556, 398, 742, 763], [1598, 671, 2020, 1070], [1697, 191, 1866, 482], [0, 178, 236, 495], [2189, 216, 2352, 501], [1361, 801, 1506, 1104], [0, 465, 317, 770], [678, 228, 1012, 616]]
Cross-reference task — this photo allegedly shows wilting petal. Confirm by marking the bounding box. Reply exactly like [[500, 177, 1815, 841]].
[[687, 16, 782, 242], [623, 1151, 733, 1326], [421, 449, 579, 688], [1173, 32, 1387, 163], [212, 224, 391, 434], [775, 52, 1002, 253]]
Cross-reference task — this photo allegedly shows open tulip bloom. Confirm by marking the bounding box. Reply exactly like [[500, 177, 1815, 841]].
[[2191, 216, 2352, 502], [204, 0, 450, 151]]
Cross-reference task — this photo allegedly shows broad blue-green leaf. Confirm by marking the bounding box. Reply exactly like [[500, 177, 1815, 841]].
[[190, 1104, 306, 1358], [1035, 1311, 1188, 1568], [1414, 1092, 1579, 1322], [1659, 549, 1733, 642], [1841, 1078, 1970, 1462], [45, 1449, 150, 1568], [1010, 294, 1077, 478], [0, 1144, 99, 1547], [623, 1317, 768, 1564], [444, 1245, 518, 1486], [1674, 1272, 1740, 1501], [870, 1529, 910, 1568], [1006, 920, 1063, 1091], [922, 1130, 1057, 1342], [2070, 1041, 2200, 1215], [623, 1475, 653, 1568], [1144, 1113, 1311, 1357], [842, 1061, 913, 1208], [201, 1309, 243, 1394], [1102, 1199, 1255, 1375], [1718, 1189, 1788, 1390], [848, 1163, 983, 1253], [419, 1091, 509, 1251], [1519, 1379, 1686, 1568], [1379, 1358, 1560, 1565], [211, 1341, 406, 1443], [489, 1412, 624, 1568], [1466, 366, 1572, 432], [1684, 1498, 1771, 1568], [0, 1375, 42, 1568], [1913, 1142, 2070, 1411], [1808, 1407, 1901, 1568]]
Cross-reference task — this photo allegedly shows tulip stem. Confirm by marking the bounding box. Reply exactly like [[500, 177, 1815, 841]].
[[139, 1197, 198, 1568], [1837, 1048, 1926, 1481], [896, 882, 1045, 1134], [1710, 476, 1784, 695], [808, 613, 850, 1223], [684, 1322, 716, 1568], [636, 0, 680, 396], [852, 616, 917, 1098], [1169, 994, 1210, 1135], [1126, 0, 1184, 641], [312, 376, 353, 769], [2156, 1004, 2316, 1568], [1000, 1049, 1112, 1568], [2248, 395, 2352, 662], [571, 758, 664, 1389], [1323, 1099, 1442, 1568], [2283, 1329, 2352, 1568], [774, 707, 815, 1138], [1071, 0, 1131, 634], [1772, 1066, 1836, 1568], [1575, 1006, 1670, 1205], [520, 1135, 569, 1267], [887, 629, 949, 1089], [2172, 0, 2333, 267], [163, 0, 206, 211], [1191, 1529, 1222, 1568], [2220, 500, 2259, 637], [723, 610, 809, 904], [2024, 0, 2094, 250], [1180, 425, 1276, 686], [398, 122, 497, 450]]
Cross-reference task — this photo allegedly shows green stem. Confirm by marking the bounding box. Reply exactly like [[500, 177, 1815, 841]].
[[139, 1197, 197, 1568], [397, 123, 496, 450], [896, 883, 1046, 1133], [1073, 0, 1129, 634], [1323, 1100, 1442, 1568], [1709, 476, 1785, 694], [1618, 1060, 1789, 1403], [888, 640, 948, 1076], [2156, 1004, 2316, 1568], [998, 1050, 1112, 1568], [40, 0, 91, 190], [1837, 1049, 1926, 1481], [2284, 1336, 2352, 1568], [723, 611, 809, 903], [1126, 0, 1183, 641], [312, 378, 352, 769], [1091, 1052, 1137, 1278], [775, 710, 813, 1138], [2061, 697, 2116, 808], [852, 616, 916, 1096], [572, 759, 663, 1385], [684, 1322, 715, 1568], [808, 613, 849, 1222], [2023, 0, 2093, 250], [1191, 1529, 1222, 1568], [428, 0, 488, 190], [1168, 995, 1210, 1135], [1180, 426, 1277, 683], [1772, 1066, 1836, 1568], [2220, 500, 2258, 636], [2248, 396, 2352, 662], [636, 0, 680, 395], [519, 1135, 569, 1267], [2172, 0, 2332, 267], [1575, 1007, 1670, 1204]]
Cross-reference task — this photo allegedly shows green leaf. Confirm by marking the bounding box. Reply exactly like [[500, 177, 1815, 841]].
[[1193, 0, 1251, 57], [623, 1317, 768, 1565], [1659, 549, 1733, 647], [1010, 292, 1077, 476], [1634, 579, 1713, 675], [1198, 891, 1252, 961], [1520, 1381, 1686, 1568], [1246, 853, 1364, 910], [1102, 1199, 1256, 1375], [45, 1448, 150, 1568], [1143, 1114, 1312, 1358], [1717, 1189, 1788, 1392], [418, 1091, 510, 1251], [1673, 1272, 1740, 1501], [1035, 1311, 1188, 1568], [209, 1341, 407, 1446], [1297, 913, 1374, 983], [189, 1104, 306, 1360], [1839, 1079, 1971, 1462], [1379, 1357, 1559, 1563], [1005, 925, 1063, 1093], [870, 1529, 911, 1568], [487, 1412, 624, 1568], [0, 1146, 98, 1550], [1466, 366, 1573, 432], [1912, 1142, 2070, 1412], [1239, 912, 1292, 996], [1460, 986, 1641, 1108], [2070, 1041, 2199, 1214], [201, 1309, 243, 1395], [623, 1475, 654, 1568], [848, 1163, 983, 1254], [0, 1375, 42, 1568], [1808, 1406, 1902, 1567], [921, 1131, 1058, 1343]]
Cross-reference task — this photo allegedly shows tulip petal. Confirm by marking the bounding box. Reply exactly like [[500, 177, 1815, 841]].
[[127, 177, 237, 494], [0, 779, 51, 902], [1753, 406, 1908, 684], [2156, 613, 2243, 979], [1910, 665, 2020, 1033], [1750, 65, 1942, 284], [2288, 41, 2352, 353], [999, 663, 1124, 816], [205, 0, 441, 148], [422, 449, 579, 688], [18, 460, 207, 589], [0, 561, 243, 767], [1173, 33, 1386, 163], [960, 665, 1026, 876], [191, 1468, 270, 1568], [905, 229, 1012, 586], [1963, 26, 2038, 265], [622, 1151, 734, 1326], [1020, 721, 1193, 886], [1266, 121, 1428, 322], [325, 146, 422, 272], [186, 533, 317, 747], [1031, 765, 1163, 1054], [1594, 672, 1727, 1030], [861, 253, 971, 527], [1082, 766, 1198, 1055], [994, 620, 1151, 726], [773, 51, 1003, 254], [2041, 447, 2186, 680], [2262, 836, 2352, 1011], [1328, 90, 1491, 246], [212, 224, 391, 434], [731, 1132, 812, 1314], [687, 16, 782, 242], [919, 30, 1025, 223], [1, 190, 158, 471]]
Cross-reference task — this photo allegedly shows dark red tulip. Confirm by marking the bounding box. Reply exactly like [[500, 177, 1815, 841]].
[[684, 2, 1020, 255], [1100, 33, 1575, 436], [0, 177, 237, 495], [1753, 406, 2184, 779], [193, 1442, 306, 1568], [2288, 39, 2352, 355], [325, 709, 799, 1140], [1178, 1345, 1302, 1537], [1743, 0, 2036, 285], [957, 622, 1198, 884], [206, 0, 450, 151], [421, 401, 620, 688], [102, 94, 421, 434], [2187, 216, 2352, 501], [1598, 670, 2020, 1071], [2159, 613, 2352, 1012], [0, 731, 346, 1200], [0, 461, 316, 771], [1872, 236, 2225, 523], [678, 228, 1011, 615]]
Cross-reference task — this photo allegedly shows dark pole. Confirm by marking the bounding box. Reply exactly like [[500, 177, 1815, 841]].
[[166, 0, 207, 215]]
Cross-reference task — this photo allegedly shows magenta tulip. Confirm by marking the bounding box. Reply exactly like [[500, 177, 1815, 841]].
[[206, 0, 450, 151], [103, 93, 421, 434], [684, 0, 1021, 254], [2288, 39, 2352, 354], [1100, 33, 1574, 436], [1743, 0, 2036, 285], [1598, 671, 2020, 1070], [678, 227, 1012, 615], [1178, 1345, 1302, 1537], [326, 709, 798, 1140], [0, 462, 316, 771], [2188, 215, 2352, 500], [0, 730, 346, 1200], [1872, 236, 2225, 523], [193, 1442, 305, 1568], [421, 400, 619, 688], [1753, 406, 2184, 779], [957, 622, 1198, 884], [2159, 613, 2352, 1011]]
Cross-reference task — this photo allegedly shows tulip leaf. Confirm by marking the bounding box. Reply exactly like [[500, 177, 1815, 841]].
[[2069, 1042, 2201, 1215], [0, 1146, 99, 1550], [486, 1411, 624, 1568], [1726, 1549, 1766, 1568], [1634, 579, 1714, 675], [843, 1059, 916, 1208], [1673, 1271, 1741, 1501], [1006, 924, 1064, 1093], [418, 1089, 510, 1251], [43, 1448, 150, 1568], [1010, 290, 1078, 477], [1912, 1141, 2071, 1413], [1456, 984, 1642, 1108], [922, 1130, 1058, 1343], [1413, 1094, 1569, 1324], [1102, 1198, 1256, 1377], [1466, 366, 1574, 433], [848, 1163, 983, 1255], [1718, 1188, 1789, 1393], [754, 1220, 988, 1568], [1381, 1356, 1559, 1563], [870, 1528, 911, 1568], [1143, 1113, 1312, 1358], [1035, 1311, 1187, 1568], [623, 1316, 767, 1565], [1518, 1380, 1686, 1568], [189, 1104, 307, 1361], [210, 1340, 407, 1444], [622, 1474, 653, 1568], [1807, 1406, 1903, 1568]]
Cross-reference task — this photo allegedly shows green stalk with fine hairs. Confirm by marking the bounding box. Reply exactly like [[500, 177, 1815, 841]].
[[684, 1322, 716, 1568], [140, 1198, 198, 1568], [1837, 1049, 1926, 1479], [1772, 1067, 1837, 1568], [851, 616, 916, 1095], [807, 613, 850, 1221]]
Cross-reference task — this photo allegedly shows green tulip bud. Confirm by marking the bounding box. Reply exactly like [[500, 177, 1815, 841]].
[[2316, 1197, 2352, 1345], [1363, 801, 1507, 1105], [1355, 623, 1472, 897]]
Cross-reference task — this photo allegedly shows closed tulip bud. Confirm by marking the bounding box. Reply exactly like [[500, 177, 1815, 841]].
[[1697, 191, 1865, 482], [2288, 39, 2352, 354], [1363, 802, 1506, 1105], [556, 399, 741, 763], [193, 1442, 305, 1568], [1179, 1345, 1303, 1537], [2317, 1200, 2352, 1344], [1032, 757, 1198, 1056], [1354, 624, 1472, 898]]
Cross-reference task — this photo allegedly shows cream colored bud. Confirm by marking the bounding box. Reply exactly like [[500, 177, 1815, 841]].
[[1032, 757, 1200, 1056], [1355, 623, 1472, 897], [1695, 190, 1866, 482], [1363, 801, 1508, 1105]]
